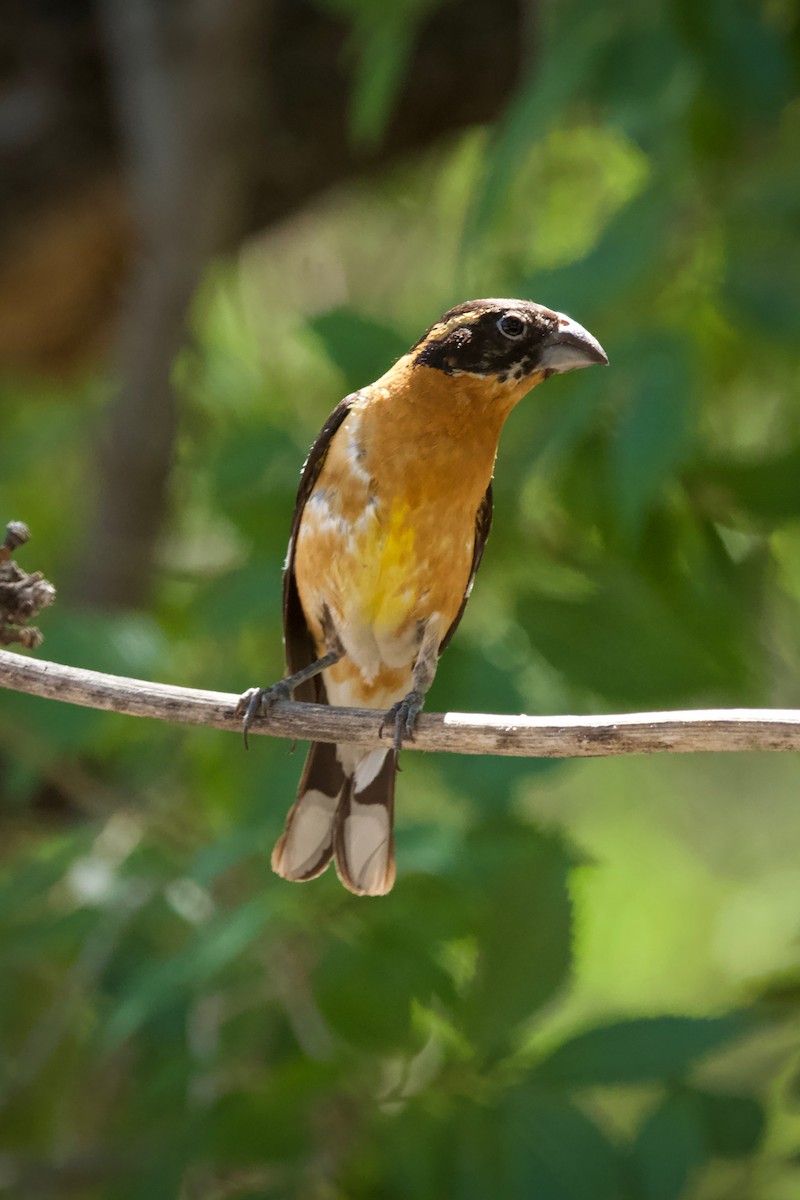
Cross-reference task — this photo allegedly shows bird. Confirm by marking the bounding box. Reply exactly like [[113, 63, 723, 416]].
[[237, 298, 607, 896]]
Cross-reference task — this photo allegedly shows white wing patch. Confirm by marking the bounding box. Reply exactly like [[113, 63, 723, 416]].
[[304, 488, 348, 537], [353, 747, 390, 793]]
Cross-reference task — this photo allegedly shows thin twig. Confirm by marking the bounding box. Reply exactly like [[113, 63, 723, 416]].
[[1, 649, 800, 758]]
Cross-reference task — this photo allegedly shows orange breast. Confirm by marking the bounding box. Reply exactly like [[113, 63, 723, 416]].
[[293, 359, 515, 702]]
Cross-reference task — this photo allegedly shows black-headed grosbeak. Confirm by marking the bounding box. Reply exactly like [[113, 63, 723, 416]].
[[238, 299, 607, 896]]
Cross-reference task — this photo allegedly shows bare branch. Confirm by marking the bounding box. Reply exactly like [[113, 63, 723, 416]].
[[2, 648, 800, 758], [0, 523, 56, 648]]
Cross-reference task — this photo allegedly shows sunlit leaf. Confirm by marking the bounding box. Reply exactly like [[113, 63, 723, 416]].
[[523, 184, 674, 320], [465, 11, 611, 244]]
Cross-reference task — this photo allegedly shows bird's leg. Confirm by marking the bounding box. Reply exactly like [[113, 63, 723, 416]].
[[237, 649, 342, 748], [381, 623, 439, 754]]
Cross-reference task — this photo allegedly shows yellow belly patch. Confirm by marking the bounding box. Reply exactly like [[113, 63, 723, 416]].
[[352, 500, 417, 632]]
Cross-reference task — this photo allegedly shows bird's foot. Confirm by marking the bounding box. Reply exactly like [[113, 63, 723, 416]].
[[235, 680, 293, 749], [380, 689, 425, 754]]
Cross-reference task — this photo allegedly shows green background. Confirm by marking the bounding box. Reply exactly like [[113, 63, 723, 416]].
[[2, 0, 800, 1195]]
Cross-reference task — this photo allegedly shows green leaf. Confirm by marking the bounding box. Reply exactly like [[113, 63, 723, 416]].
[[346, 17, 417, 147], [0, 835, 86, 917], [723, 168, 800, 338], [104, 895, 275, 1045], [451, 1098, 507, 1200], [611, 338, 695, 536], [629, 1092, 707, 1200], [209, 1060, 338, 1165], [449, 1090, 621, 1200], [309, 308, 410, 393], [693, 448, 800, 526], [694, 1089, 766, 1159], [317, 0, 436, 146], [519, 576, 737, 707], [524, 184, 673, 322], [117, 1153, 190, 1200], [726, 237, 800, 338], [361, 1100, 454, 1200], [691, 0, 791, 120], [535, 1013, 755, 1087], [459, 824, 573, 1059], [42, 608, 168, 678], [592, 24, 688, 141], [465, 11, 610, 243], [314, 922, 453, 1053], [504, 1089, 621, 1200]]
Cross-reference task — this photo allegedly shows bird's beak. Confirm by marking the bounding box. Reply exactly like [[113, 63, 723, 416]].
[[539, 313, 608, 374]]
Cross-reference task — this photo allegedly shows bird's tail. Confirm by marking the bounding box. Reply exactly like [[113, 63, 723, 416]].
[[271, 742, 396, 896], [334, 747, 396, 896]]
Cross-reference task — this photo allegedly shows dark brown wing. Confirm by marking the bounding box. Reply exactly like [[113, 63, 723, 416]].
[[282, 395, 356, 700], [438, 482, 493, 656]]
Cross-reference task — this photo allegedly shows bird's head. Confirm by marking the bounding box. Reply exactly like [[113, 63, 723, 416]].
[[410, 299, 607, 399]]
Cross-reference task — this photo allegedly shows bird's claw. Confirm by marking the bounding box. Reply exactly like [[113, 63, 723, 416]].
[[380, 690, 424, 754], [235, 681, 292, 749]]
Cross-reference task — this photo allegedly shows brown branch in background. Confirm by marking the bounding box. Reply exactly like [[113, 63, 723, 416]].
[[2, 648, 800, 758], [0, 0, 526, 375], [0, 523, 56, 648], [74, 0, 271, 609], [2, 0, 529, 609]]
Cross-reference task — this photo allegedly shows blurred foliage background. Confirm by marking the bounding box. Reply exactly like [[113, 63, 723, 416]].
[[2, 0, 800, 1196]]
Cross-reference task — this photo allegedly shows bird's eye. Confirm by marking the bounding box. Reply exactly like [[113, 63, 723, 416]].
[[497, 313, 526, 340]]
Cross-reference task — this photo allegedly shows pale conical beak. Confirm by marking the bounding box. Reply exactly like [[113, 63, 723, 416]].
[[539, 312, 608, 374]]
